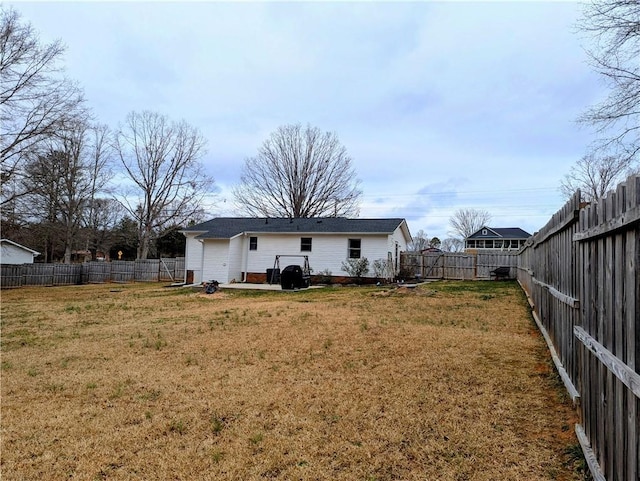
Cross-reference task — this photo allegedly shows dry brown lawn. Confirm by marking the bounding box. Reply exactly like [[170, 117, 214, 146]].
[[1, 281, 586, 480]]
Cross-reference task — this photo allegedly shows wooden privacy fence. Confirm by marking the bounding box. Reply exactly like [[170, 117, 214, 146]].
[[518, 174, 639, 481], [400, 251, 519, 280], [0, 258, 185, 288]]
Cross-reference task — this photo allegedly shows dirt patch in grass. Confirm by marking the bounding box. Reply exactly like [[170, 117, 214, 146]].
[[1, 281, 587, 480]]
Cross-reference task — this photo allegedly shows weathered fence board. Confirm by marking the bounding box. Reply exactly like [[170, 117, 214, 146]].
[[0, 258, 186, 288], [111, 261, 135, 283], [86, 262, 111, 284], [158, 257, 185, 282], [519, 174, 640, 481], [476, 252, 519, 278], [24, 264, 55, 286], [575, 326, 640, 398], [0, 264, 23, 288], [135, 260, 160, 282], [400, 251, 518, 280], [52, 264, 82, 285]]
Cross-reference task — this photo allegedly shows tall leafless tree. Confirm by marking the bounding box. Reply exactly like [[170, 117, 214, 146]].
[[233, 123, 362, 218], [82, 197, 124, 260], [407, 229, 430, 252], [114, 111, 213, 259], [441, 237, 464, 253], [21, 150, 65, 262], [560, 153, 631, 201], [578, 0, 640, 162], [21, 118, 112, 263], [0, 7, 84, 207], [81, 123, 115, 259], [448, 208, 492, 241]]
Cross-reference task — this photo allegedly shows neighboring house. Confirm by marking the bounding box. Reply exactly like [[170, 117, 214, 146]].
[[71, 249, 108, 262], [180, 217, 411, 284], [464, 227, 531, 251], [0, 239, 40, 264]]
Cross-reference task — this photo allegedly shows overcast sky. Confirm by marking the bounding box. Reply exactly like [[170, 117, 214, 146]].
[[10, 1, 605, 240]]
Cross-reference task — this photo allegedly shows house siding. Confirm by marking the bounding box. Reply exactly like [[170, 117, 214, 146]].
[[0, 242, 38, 264], [245, 234, 301, 274], [358, 235, 394, 274], [389, 225, 409, 272], [184, 234, 204, 283], [202, 239, 231, 283], [244, 233, 398, 278], [227, 236, 244, 282], [312, 235, 362, 275]]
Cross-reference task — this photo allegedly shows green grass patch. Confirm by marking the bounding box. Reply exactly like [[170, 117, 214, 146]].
[[430, 280, 518, 294]]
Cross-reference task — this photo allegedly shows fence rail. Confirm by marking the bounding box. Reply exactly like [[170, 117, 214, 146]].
[[518, 174, 639, 481], [0, 258, 185, 288]]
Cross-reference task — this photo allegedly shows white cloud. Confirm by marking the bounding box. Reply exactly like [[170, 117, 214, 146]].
[[10, 1, 605, 239]]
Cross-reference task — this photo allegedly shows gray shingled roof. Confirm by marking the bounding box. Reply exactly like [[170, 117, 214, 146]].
[[467, 227, 531, 240], [182, 217, 407, 239]]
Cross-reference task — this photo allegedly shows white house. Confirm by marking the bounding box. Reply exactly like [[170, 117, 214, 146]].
[[180, 217, 412, 284], [0, 239, 40, 264]]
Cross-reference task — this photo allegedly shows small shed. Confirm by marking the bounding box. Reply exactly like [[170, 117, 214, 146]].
[[0, 239, 40, 264]]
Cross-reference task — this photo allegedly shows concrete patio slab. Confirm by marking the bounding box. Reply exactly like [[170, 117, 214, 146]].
[[218, 283, 325, 291]]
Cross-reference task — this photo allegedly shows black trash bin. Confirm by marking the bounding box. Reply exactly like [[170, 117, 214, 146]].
[[266, 268, 280, 284], [280, 265, 310, 290]]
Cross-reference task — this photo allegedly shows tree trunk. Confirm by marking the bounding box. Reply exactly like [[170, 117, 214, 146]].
[[137, 227, 151, 260]]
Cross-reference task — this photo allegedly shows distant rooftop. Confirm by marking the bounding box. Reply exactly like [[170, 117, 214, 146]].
[[466, 227, 531, 240]]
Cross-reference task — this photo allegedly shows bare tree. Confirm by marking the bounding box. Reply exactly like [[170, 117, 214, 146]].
[[560, 153, 631, 201], [233, 123, 362, 218], [81, 123, 114, 259], [21, 150, 65, 262], [114, 111, 213, 259], [21, 118, 112, 263], [578, 0, 640, 161], [448, 208, 492, 240], [407, 229, 430, 252], [0, 7, 84, 206], [82, 197, 123, 260], [441, 237, 464, 253]]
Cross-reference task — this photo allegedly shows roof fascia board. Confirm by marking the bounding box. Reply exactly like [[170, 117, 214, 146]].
[[398, 219, 412, 242], [469, 226, 501, 238], [0, 239, 40, 255]]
